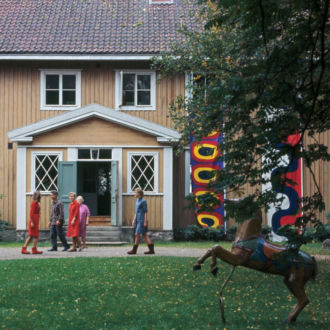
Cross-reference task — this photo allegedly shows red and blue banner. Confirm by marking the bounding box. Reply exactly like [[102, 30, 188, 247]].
[[271, 133, 302, 233], [190, 132, 224, 228]]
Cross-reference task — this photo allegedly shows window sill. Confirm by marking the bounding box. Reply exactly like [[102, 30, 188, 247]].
[[40, 106, 80, 111], [117, 106, 156, 111], [122, 192, 164, 196]]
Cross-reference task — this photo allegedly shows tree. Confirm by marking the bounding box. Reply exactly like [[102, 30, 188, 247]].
[[154, 0, 329, 246]]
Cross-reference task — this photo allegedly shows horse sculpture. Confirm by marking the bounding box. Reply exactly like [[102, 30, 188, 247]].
[[193, 206, 317, 324]]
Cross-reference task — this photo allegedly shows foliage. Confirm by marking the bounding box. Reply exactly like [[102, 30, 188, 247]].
[[154, 0, 330, 246], [0, 195, 8, 232], [174, 224, 272, 241], [174, 224, 226, 241], [0, 220, 9, 232], [0, 257, 329, 329]]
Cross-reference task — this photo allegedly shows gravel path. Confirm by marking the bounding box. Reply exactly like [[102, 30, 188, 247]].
[[0, 246, 329, 261], [0, 246, 206, 260]]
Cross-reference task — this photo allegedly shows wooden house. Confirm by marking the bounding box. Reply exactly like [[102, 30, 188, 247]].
[[1, 0, 196, 237], [0, 0, 328, 240]]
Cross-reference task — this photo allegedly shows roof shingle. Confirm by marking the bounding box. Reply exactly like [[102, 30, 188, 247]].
[[0, 0, 200, 55]]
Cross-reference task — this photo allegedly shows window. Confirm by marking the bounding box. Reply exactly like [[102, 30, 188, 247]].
[[40, 70, 81, 110], [127, 152, 159, 193], [32, 152, 62, 192], [78, 148, 112, 160], [115, 71, 156, 110]]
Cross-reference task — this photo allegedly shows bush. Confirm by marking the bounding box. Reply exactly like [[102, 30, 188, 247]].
[[303, 223, 330, 242], [174, 225, 225, 242], [0, 219, 10, 231], [174, 224, 272, 242]]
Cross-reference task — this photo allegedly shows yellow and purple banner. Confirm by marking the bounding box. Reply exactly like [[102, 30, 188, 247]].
[[190, 132, 224, 228]]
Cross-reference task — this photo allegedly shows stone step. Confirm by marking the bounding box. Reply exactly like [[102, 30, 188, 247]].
[[86, 226, 121, 232]]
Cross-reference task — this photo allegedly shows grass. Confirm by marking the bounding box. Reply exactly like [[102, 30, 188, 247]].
[[0, 257, 329, 329], [1, 240, 329, 255]]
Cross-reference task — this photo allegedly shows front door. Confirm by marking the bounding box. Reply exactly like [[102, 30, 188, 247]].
[[58, 161, 77, 222], [58, 161, 118, 224], [77, 162, 111, 216]]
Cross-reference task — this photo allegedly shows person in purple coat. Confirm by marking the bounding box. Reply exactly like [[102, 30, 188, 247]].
[[76, 196, 90, 250]]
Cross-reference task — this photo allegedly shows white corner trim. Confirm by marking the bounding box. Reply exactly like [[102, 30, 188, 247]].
[[127, 151, 159, 194], [184, 149, 192, 197], [112, 148, 123, 226], [16, 147, 27, 230], [163, 147, 173, 230], [31, 151, 63, 192], [185, 72, 193, 101]]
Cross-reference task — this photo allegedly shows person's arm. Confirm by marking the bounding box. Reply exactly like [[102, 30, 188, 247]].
[[71, 203, 79, 225], [57, 202, 64, 226], [132, 213, 136, 227], [86, 207, 90, 225], [30, 202, 35, 228], [143, 201, 148, 227]]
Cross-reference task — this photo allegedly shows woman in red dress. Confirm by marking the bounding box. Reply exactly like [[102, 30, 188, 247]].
[[67, 192, 81, 252], [21, 191, 42, 254]]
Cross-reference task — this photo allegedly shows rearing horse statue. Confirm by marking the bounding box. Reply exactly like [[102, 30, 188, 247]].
[[193, 205, 317, 324]]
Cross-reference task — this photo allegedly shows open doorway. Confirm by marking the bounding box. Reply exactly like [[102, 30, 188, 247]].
[[77, 162, 111, 216]]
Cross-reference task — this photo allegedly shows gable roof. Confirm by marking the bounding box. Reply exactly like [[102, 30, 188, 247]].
[[7, 103, 181, 142], [0, 0, 201, 56]]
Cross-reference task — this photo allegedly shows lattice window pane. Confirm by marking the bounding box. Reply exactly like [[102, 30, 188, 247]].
[[131, 154, 155, 192], [35, 154, 59, 192]]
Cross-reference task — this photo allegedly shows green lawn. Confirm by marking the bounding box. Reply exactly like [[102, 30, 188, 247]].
[[0, 240, 329, 255], [0, 257, 329, 329]]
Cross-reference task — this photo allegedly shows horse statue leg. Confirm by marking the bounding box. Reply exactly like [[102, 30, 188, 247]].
[[283, 260, 317, 324], [193, 245, 248, 274]]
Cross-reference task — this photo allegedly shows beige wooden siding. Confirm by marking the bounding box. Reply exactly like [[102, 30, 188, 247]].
[[122, 195, 163, 230], [32, 118, 162, 146], [0, 62, 181, 227], [303, 131, 330, 224], [26, 194, 53, 230]]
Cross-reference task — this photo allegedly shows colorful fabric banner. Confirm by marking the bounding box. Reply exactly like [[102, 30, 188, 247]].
[[271, 133, 302, 233], [190, 132, 224, 228]]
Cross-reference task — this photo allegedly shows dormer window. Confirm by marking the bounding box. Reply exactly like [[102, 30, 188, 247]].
[[115, 70, 156, 111], [40, 70, 81, 110]]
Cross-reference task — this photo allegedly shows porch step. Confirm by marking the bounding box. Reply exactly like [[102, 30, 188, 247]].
[[59, 225, 124, 244], [89, 216, 111, 226]]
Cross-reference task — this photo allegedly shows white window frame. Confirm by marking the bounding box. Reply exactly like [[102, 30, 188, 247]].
[[115, 70, 156, 111], [40, 69, 82, 110], [31, 151, 63, 193], [127, 152, 159, 194]]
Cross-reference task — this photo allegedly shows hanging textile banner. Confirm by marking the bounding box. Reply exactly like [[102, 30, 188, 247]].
[[270, 133, 302, 234], [190, 132, 224, 228]]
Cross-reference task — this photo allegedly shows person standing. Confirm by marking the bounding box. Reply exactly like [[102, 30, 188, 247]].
[[21, 191, 43, 254], [67, 192, 81, 252], [48, 190, 70, 251], [76, 195, 90, 250], [127, 188, 155, 255]]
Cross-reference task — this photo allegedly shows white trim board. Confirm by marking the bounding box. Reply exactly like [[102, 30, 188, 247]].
[[163, 147, 173, 230], [0, 55, 154, 61], [16, 147, 27, 230], [8, 103, 180, 142]]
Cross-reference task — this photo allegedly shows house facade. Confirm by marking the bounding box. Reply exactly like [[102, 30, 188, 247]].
[[0, 0, 328, 238], [0, 0, 196, 235]]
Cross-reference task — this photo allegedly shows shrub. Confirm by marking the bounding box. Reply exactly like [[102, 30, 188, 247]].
[[174, 225, 225, 242]]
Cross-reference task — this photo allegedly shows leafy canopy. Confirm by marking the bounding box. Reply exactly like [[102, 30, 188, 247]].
[[154, 0, 329, 244]]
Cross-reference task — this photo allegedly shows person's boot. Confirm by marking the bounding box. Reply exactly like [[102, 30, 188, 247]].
[[32, 247, 43, 254], [21, 247, 30, 254], [127, 245, 138, 255], [144, 244, 155, 255]]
